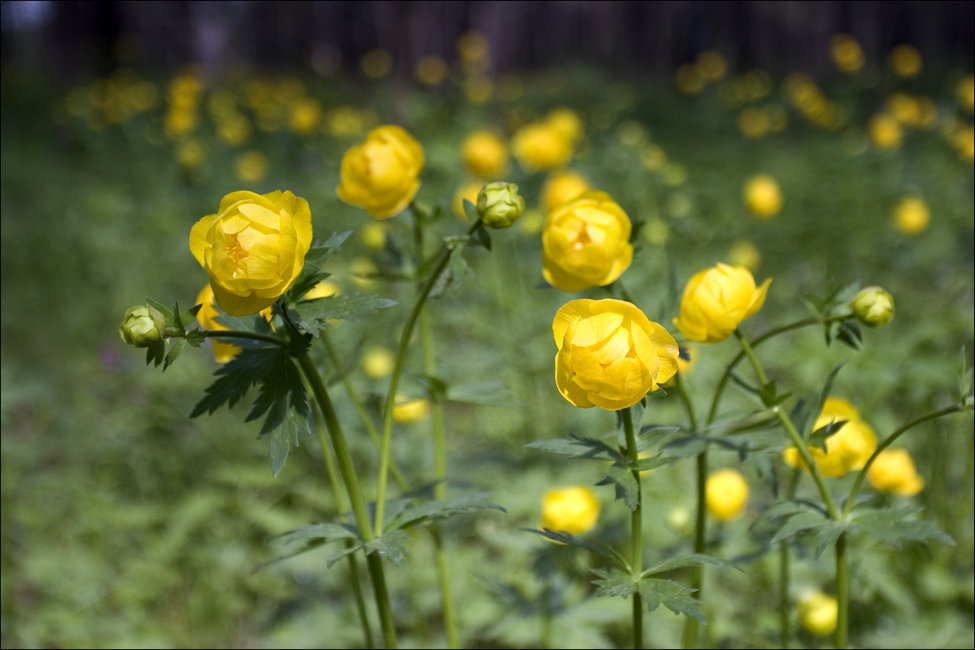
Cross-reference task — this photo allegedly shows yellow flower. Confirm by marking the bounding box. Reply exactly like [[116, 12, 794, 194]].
[[216, 112, 251, 146], [518, 208, 544, 236], [541, 486, 601, 535], [361, 49, 392, 79], [867, 448, 925, 497], [697, 50, 728, 82], [893, 196, 930, 236], [738, 108, 770, 139], [889, 44, 922, 78], [783, 397, 878, 478], [362, 346, 395, 379], [452, 181, 482, 221], [957, 75, 975, 112], [177, 139, 207, 169], [288, 97, 321, 136], [673, 264, 771, 344], [540, 171, 591, 214], [196, 284, 240, 363], [189, 190, 312, 316], [546, 108, 584, 145], [336, 125, 425, 218], [553, 299, 679, 410], [461, 130, 509, 178], [542, 191, 633, 292], [304, 280, 341, 300], [235, 151, 268, 184], [393, 395, 430, 423], [512, 121, 573, 172], [743, 174, 783, 219], [414, 55, 448, 86], [360, 222, 388, 250], [728, 240, 761, 272], [830, 34, 864, 73], [869, 113, 903, 150], [639, 143, 667, 171], [799, 592, 838, 636], [706, 468, 749, 521], [163, 107, 197, 139], [675, 64, 705, 95], [349, 257, 379, 288], [676, 343, 698, 376], [851, 286, 894, 328]]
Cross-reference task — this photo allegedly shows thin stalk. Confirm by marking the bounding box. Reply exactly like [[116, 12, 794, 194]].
[[374, 219, 482, 535], [311, 407, 374, 649], [734, 330, 840, 520], [843, 404, 964, 518], [835, 533, 849, 650], [675, 371, 703, 650], [298, 354, 398, 649], [204, 329, 287, 347], [623, 407, 643, 650], [779, 468, 801, 649]]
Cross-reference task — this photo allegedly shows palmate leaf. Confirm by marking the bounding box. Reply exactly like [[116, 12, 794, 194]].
[[288, 294, 397, 336], [277, 522, 359, 546], [768, 511, 831, 545], [752, 500, 826, 530], [304, 230, 353, 267], [388, 493, 505, 530], [190, 346, 281, 417], [807, 419, 848, 452], [523, 529, 629, 571], [591, 568, 638, 599], [597, 463, 640, 511], [639, 578, 706, 623], [851, 506, 955, 549], [365, 530, 411, 567], [267, 409, 307, 477], [246, 349, 309, 434], [526, 434, 621, 461]]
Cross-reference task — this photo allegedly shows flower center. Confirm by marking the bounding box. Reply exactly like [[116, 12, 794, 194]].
[[224, 233, 249, 278]]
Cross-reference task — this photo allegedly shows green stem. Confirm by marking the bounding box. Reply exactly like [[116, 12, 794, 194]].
[[675, 371, 703, 650], [311, 407, 374, 649], [374, 219, 482, 536], [298, 354, 398, 649], [843, 404, 964, 518], [835, 533, 849, 650], [204, 329, 287, 347], [319, 332, 408, 491], [623, 407, 643, 650], [779, 468, 801, 649]]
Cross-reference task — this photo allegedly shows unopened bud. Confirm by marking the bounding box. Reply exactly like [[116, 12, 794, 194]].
[[119, 306, 164, 348], [477, 182, 525, 229], [851, 286, 894, 328]]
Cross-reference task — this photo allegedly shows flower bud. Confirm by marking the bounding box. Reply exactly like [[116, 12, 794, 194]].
[[541, 486, 600, 535], [119, 306, 163, 348], [851, 286, 894, 328], [477, 182, 525, 229]]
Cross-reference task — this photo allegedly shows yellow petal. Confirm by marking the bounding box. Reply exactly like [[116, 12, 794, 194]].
[[218, 191, 276, 215], [189, 214, 219, 267], [744, 277, 772, 319], [553, 300, 594, 347], [572, 311, 624, 347], [211, 339, 241, 363], [211, 279, 277, 316], [542, 252, 597, 291], [555, 352, 594, 408]]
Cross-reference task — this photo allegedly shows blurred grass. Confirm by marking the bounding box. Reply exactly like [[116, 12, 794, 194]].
[[1, 62, 973, 648]]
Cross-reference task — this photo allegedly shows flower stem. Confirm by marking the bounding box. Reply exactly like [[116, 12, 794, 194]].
[[204, 329, 287, 347], [674, 371, 704, 650], [622, 406, 643, 650], [779, 468, 801, 649], [835, 532, 849, 650], [298, 354, 398, 649], [734, 330, 840, 520], [374, 219, 482, 537]]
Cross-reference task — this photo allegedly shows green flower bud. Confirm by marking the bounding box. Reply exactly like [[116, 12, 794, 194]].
[[477, 182, 525, 229], [119, 305, 164, 347], [851, 286, 894, 327]]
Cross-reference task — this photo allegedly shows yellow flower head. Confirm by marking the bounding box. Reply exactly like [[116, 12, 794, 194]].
[[453, 181, 483, 221], [362, 346, 395, 379], [190, 190, 312, 316], [288, 97, 322, 136], [830, 34, 865, 73], [512, 121, 573, 172], [337, 125, 425, 218], [546, 108, 584, 144], [217, 112, 251, 146], [540, 171, 591, 214], [360, 222, 388, 250], [783, 397, 878, 478], [235, 150, 268, 184], [851, 286, 894, 328], [392, 395, 430, 424], [743, 174, 783, 219], [461, 130, 509, 178], [415, 55, 448, 86], [673, 264, 771, 344], [542, 191, 633, 292], [553, 299, 679, 410], [706, 468, 749, 521], [738, 108, 770, 139], [889, 44, 922, 78], [541, 486, 601, 535], [869, 113, 903, 150], [799, 592, 838, 636], [867, 448, 925, 497], [893, 196, 930, 236], [697, 50, 728, 82]]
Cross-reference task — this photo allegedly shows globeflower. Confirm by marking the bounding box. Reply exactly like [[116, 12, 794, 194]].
[[869, 113, 903, 150], [118, 305, 163, 348], [783, 397, 877, 478], [392, 395, 430, 424], [190, 190, 312, 316], [336, 125, 425, 218], [867, 448, 925, 497], [512, 121, 573, 172], [798, 591, 838, 636], [477, 182, 525, 229], [743, 174, 782, 219], [541, 191, 633, 292], [553, 299, 679, 410], [461, 130, 509, 178], [851, 286, 894, 328], [673, 264, 771, 344], [893, 196, 930, 236], [889, 44, 922, 79], [541, 486, 600, 535], [545, 108, 584, 145], [540, 171, 590, 214], [705, 468, 749, 521], [830, 34, 864, 73]]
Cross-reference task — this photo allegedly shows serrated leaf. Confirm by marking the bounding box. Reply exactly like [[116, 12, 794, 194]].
[[752, 500, 823, 530], [446, 380, 519, 406], [162, 338, 185, 371], [523, 529, 629, 570], [769, 511, 829, 545], [836, 321, 862, 350], [805, 365, 845, 437], [246, 350, 309, 436], [184, 328, 207, 348], [145, 339, 166, 367], [180, 303, 202, 327], [447, 244, 472, 292], [598, 463, 639, 511], [278, 522, 359, 546], [638, 578, 705, 623], [288, 294, 397, 336], [463, 199, 480, 224], [326, 541, 365, 568], [628, 454, 679, 472], [191, 346, 280, 417], [268, 409, 306, 477], [470, 224, 492, 251], [365, 530, 411, 567], [638, 425, 681, 449], [813, 521, 851, 558], [807, 420, 847, 452], [852, 506, 955, 549], [389, 493, 505, 530], [645, 553, 739, 575], [591, 568, 638, 599], [304, 230, 353, 267], [214, 310, 273, 335], [526, 435, 621, 461]]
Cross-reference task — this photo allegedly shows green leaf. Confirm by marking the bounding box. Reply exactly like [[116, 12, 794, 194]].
[[446, 380, 518, 406], [146, 297, 176, 329], [752, 500, 824, 530], [288, 294, 397, 336], [526, 434, 621, 461], [463, 199, 480, 224], [145, 339, 166, 367], [758, 380, 792, 407], [638, 425, 681, 449], [214, 310, 273, 335], [524, 529, 629, 571], [597, 463, 639, 511], [365, 530, 411, 567], [638, 578, 706, 623], [804, 365, 845, 437], [591, 568, 638, 599], [645, 553, 739, 576], [246, 350, 309, 436], [184, 329, 207, 348], [304, 230, 353, 267], [813, 521, 851, 558], [388, 493, 506, 530], [278, 522, 359, 546], [835, 320, 863, 350], [469, 224, 492, 251], [179, 303, 202, 328], [807, 419, 847, 452], [268, 409, 307, 478], [628, 454, 680, 472], [162, 338, 185, 372], [325, 541, 365, 568], [190, 346, 281, 417], [769, 511, 830, 545], [852, 506, 955, 549]]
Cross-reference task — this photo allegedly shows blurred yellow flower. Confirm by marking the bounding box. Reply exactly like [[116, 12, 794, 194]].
[[957, 75, 975, 112], [512, 121, 573, 172], [743, 174, 782, 219], [235, 151, 268, 184], [830, 34, 865, 73], [288, 97, 321, 136], [325, 106, 372, 138], [361, 49, 393, 79], [393, 395, 430, 424], [217, 113, 251, 146], [546, 108, 584, 145], [893, 196, 930, 236], [464, 76, 494, 105], [164, 107, 197, 139], [518, 208, 544, 236], [728, 240, 761, 272], [869, 113, 903, 150], [643, 219, 670, 246], [697, 50, 728, 82], [415, 55, 448, 86], [867, 448, 925, 497], [337, 125, 425, 218], [177, 139, 207, 169], [799, 592, 838, 636], [667, 505, 692, 532], [889, 44, 922, 78], [457, 31, 489, 65], [783, 397, 877, 478], [540, 171, 590, 214], [542, 191, 633, 292], [738, 108, 770, 139], [461, 130, 509, 178], [362, 346, 395, 379], [706, 468, 749, 521], [196, 285, 240, 363], [553, 299, 679, 410], [452, 181, 483, 221], [304, 280, 341, 301], [541, 486, 601, 535], [189, 190, 312, 316], [639, 143, 668, 171], [675, 64, 705, 95], [673, 264, 771, 344], [349, 256, 379, 288], [360, 222, 388, 250]]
